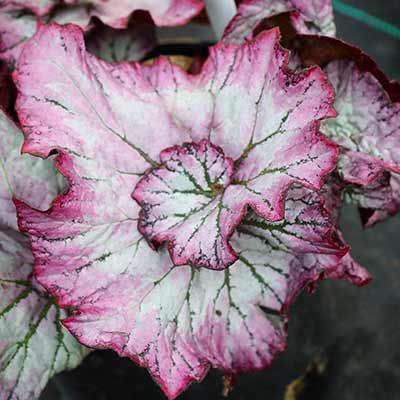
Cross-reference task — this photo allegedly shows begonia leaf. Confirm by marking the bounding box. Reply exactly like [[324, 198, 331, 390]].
[[0, 108, 88, 400], [16, 184, 345, 399], [14, 23, 341, 397], [360, 175, 400, 228], [223, 0, 335, 43], [292, 36, 400, 101]]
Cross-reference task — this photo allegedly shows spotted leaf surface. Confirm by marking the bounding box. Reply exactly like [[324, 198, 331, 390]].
[[0, 110, 59, 230], [322, 60, 400, 185], [223, 0, 335, 44]]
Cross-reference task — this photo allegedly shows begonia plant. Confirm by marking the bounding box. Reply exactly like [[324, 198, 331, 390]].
[[0, 0, 399, 399]]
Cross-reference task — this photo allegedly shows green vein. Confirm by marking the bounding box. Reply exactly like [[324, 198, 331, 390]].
[[1, 300, 53, 376], [2, 300, 53, 399], [238, 254, 283, 306], [48, 307, 70, 378], [0, 287, 32, 318], [0, 278, 30, 287], [235, 110, 290, 169]]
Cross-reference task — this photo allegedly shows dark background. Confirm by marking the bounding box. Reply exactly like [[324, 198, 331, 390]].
[[41, 1, 400, 399]]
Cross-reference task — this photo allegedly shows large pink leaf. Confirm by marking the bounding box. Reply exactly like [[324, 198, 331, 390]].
[[223, 0, 335, 43], [14, 24, 337, 270], [16, 184, 345, 398], [14, 23, 340, 396], [0, 108, 88, 400]]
